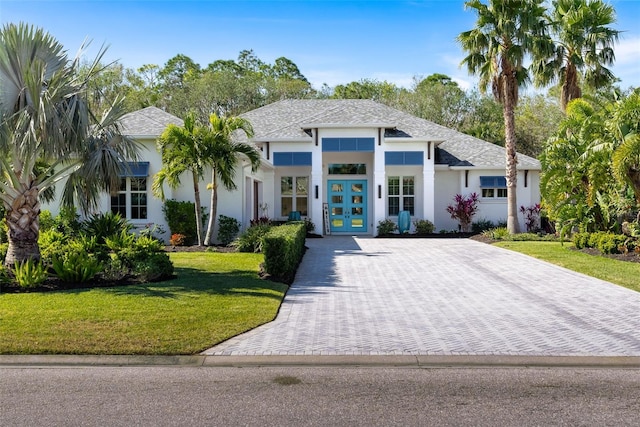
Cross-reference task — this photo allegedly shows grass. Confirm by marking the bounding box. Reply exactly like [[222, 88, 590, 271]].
[[0, 252, 288, 355], [494, 241, 640, 293]]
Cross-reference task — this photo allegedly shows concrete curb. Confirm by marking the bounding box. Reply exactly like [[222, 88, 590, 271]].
[[2, 355, 640, 368]]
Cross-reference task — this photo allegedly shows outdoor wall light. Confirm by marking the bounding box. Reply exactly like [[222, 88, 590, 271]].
[[315, 185, 319, 199], [378, 185, 382, 199]]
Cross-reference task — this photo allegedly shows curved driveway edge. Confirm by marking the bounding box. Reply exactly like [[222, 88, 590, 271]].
[[204, 237, 640, 357]]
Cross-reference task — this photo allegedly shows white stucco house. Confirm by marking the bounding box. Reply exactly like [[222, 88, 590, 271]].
[[44, 99, 541, 241]]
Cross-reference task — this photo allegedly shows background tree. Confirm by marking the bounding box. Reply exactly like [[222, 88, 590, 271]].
[[535, 0, 620, 111], [400, 74, 470, 129], [458, 0, 552, 233], [0, 23, 139, 266], [202, 114, 261, 245]]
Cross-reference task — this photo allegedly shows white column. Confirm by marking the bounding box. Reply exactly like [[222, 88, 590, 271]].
[[311, 130, 324, 235], [423, 144, 435, 223], [373, 133, 386, 236]]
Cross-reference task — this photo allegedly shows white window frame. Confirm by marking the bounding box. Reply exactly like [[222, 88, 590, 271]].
[[387, 175, 415, 216], [110, 177, 148, 220], [280, 175, 309, 218]]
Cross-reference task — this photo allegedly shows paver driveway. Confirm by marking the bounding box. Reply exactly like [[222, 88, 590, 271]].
[[204, 237, 640, 356]]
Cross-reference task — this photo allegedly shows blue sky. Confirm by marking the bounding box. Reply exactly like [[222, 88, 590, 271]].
[[2, 0, 639, 92]]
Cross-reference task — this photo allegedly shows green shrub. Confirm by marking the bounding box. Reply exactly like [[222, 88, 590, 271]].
[[377, 219, 397, 235], [232, 224, 273, 253], [162, 199, 207, 245], [596, 233, 626, 255], [83, 212, 132, 244], [132, 253, 174, 282], [489, 227, 510, 240], [52, 251, 102, 283], [13, 259, 47, 288], [414, 219, 435, 235], [39, 210, 55, 232], [263, 223, 306, 283], [303, 218, 316, 234], [572, 232, 590, 249], [472, 219, 494, 233], [38, 229, 69, 264], [217, 215, 240, 246]]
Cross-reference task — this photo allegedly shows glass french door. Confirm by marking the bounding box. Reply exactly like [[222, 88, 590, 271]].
[[328, 180, 367, 233]]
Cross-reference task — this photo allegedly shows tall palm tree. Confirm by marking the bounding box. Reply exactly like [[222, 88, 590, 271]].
[[535, 0, 619, 111], [458, 0, 552, 233], [0, 23, 139, 266], [153, 113, 208, 246], [203, 114, 260, 246]]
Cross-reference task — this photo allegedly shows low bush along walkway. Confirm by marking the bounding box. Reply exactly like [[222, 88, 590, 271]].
[[0, 252, 287, 355]]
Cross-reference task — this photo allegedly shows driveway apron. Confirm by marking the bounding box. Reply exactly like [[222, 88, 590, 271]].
[[204, 237, 640, 356]]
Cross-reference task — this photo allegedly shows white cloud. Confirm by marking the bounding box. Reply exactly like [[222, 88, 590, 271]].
[[615, 36, 640, 65]]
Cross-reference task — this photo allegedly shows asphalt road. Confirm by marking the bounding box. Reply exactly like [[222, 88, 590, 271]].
[[2, 366, 639, 426]]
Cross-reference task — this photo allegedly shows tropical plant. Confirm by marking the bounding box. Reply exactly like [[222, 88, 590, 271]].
[[447, 193, 480, 232], [520, 204, 542, 232], [458, 0, 552, 233], [52, 251, 102, 283], [535, 0, 620, 111], [232, 224, 272, 253], [12, 259, 47, 288], [162, 199, 206, 245], [82, 212, 132, 244], [202, 113, 261, 245], [0, 23, 140, 267], [153, 113, 209, 245]]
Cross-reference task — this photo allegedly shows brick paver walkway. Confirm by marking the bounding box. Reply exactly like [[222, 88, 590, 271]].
[[203, 237, 640, 356]]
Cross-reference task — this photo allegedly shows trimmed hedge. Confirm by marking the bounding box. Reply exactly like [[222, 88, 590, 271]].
[[572, 231, 635, 254], [262, 222, 306, 283]]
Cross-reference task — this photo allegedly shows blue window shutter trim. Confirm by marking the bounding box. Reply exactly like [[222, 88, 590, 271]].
[[121, 161, 149, 177], [322, 138, 340, 152], [322, 137, 375, 152], [480, 176, 507, 187], [292, 152, 312, 166], [385, 152, 404, 165], [274, 152, 312, 166], [403, 151, 424, 165], [357, 138, 375, 151], [385, 151, 423, 165], [273, 152, 292, 166]]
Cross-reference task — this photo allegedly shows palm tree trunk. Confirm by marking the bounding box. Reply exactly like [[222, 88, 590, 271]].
[[4, 186, 41, 267], [203, 171, 218, 246], [192, 173, 204, 246], [503, 80, 521, 234]]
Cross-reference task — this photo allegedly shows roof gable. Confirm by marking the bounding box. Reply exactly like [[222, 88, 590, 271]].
[[119, 106, 183, 137], [241, 99, 540, 170]]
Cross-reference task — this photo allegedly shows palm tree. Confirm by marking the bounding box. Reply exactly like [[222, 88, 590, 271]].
[[153, 113, 208, 246], [203, 114, 260, 246], [0, 23, 139, 266], [606, 90, 640, 219], [535, 0, 619, 111], [458, 0, 552, 234]]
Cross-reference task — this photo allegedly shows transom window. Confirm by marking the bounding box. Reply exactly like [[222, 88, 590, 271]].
[[111, 177, 148, 220], [281, 176, 308, 217], [328, 164, 367, 175], [388, 176, 414, 216]]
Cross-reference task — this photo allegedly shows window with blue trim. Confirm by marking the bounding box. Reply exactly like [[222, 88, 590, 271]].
[[111, 162, 149, 219], [480, 176, 507, 198]]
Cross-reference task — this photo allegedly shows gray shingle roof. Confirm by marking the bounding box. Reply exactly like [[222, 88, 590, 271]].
[[240, 99, 540, 170], [118, 106, 183, 137]]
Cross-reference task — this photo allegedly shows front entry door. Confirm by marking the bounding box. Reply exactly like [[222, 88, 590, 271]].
[[328, 180, 367, 233]]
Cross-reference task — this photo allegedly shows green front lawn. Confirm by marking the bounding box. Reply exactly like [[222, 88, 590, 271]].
[[494, 241, 640, 293], [0, 252, 288, 355]]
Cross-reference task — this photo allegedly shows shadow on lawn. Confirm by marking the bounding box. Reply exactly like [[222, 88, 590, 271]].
[[103, 267, 286, 301]]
